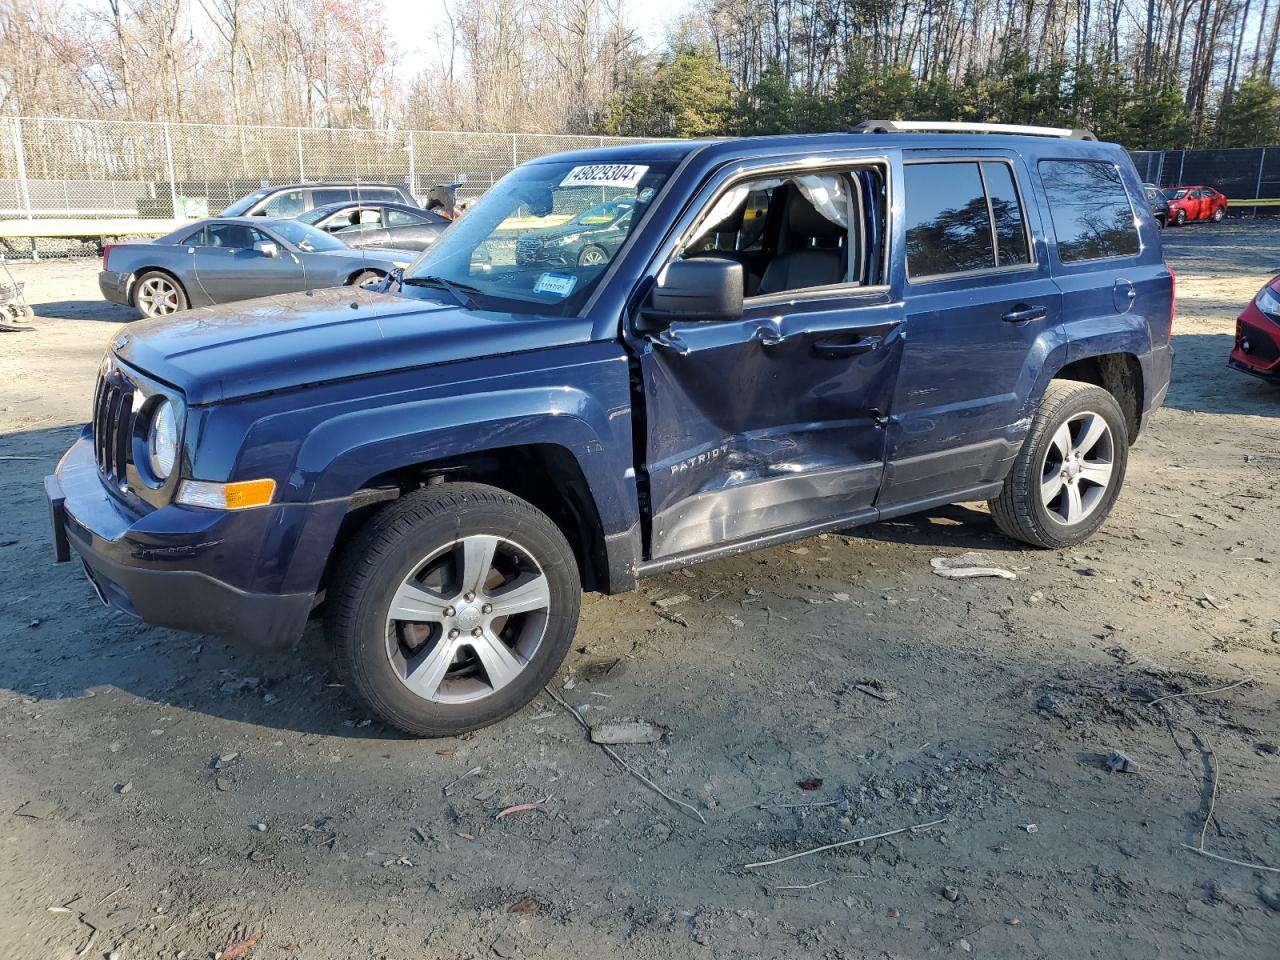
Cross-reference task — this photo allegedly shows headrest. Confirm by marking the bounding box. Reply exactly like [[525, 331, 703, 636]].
[[786, 189, 844, 239]]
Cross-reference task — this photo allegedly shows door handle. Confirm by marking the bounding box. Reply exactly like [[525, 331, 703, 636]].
[[813, 335, 882, 357], [753, 326, 785, 347], [1002, 304, 1048, 324]]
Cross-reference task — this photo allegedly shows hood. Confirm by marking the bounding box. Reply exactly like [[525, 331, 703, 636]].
[[112, 287, 594, 405]]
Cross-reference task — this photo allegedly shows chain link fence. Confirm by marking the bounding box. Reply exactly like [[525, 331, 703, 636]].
[[1128, 146, 1280, 207], [0, 116, 662, 258]]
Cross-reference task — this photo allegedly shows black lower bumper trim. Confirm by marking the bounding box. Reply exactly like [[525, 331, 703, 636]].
[[1228, 358, 1280, 384], [45, 474, 71, 563], [74, 539, 313, 649]]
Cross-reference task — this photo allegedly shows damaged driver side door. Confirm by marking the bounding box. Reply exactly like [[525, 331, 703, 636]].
[[634, 154, 906, 561]]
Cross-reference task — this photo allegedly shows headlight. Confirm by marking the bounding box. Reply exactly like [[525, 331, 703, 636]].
[[147, 399, 178, 480], [554, 233, 581, 245], [1255, 284, 1280, 318]]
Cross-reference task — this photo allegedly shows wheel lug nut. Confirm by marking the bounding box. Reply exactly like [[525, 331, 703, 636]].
[[482, 603, 492, 614], [464, 591, 475, 602], [443, 606, 455, 618], [471, 627, 483, 637], [447, 628, 459, 639]]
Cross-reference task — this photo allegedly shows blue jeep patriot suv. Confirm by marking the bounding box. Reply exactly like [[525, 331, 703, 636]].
[[47, 121, 1174, 736]]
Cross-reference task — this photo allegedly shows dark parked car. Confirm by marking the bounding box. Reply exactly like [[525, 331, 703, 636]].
[[1144, 183, 1169, 228], [515, 197, 635, 267], [221, 182, 417, 218], [50, 122, 1174, 737], [296, 200, 449, 251], [1161, 185, 1228, 224], [1230, 275, 1280, 383], [98, 217, 417, 317]]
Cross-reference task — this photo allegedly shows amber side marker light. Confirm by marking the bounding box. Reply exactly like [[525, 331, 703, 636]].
[[176, 478, 276, 510]]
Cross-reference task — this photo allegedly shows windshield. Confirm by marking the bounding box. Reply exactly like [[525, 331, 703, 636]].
[[295, 205, 338, 226], [1163, 188, 1188, 200], [404, 159, 675, 314], [270, 219, 349, 252], [222, 189, 272, 217]]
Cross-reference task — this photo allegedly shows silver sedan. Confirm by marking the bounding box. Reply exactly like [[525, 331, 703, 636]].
[[98, 217, 418, 318]]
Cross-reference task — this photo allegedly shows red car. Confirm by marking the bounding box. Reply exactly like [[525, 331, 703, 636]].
[[1230, 277, 1280, 383], [1161, 185, 1229, 225]]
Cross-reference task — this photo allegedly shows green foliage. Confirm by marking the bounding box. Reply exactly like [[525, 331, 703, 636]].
[[604, 48, 1280, 148], [602, 49, 734, 138], [1218, 75, 1280, 148]]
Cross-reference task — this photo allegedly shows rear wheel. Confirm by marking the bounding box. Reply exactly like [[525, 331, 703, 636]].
[[326, 482, 581, 737], [989, 380, 1129, 549], [1212, 206, 1226, 223], [132, 271, 187, 318], [350, 270, 386, 289]]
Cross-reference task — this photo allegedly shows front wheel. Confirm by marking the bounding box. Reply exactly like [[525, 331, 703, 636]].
[[988, 380, 1129, 549], [1175, 209, 1187, 226], [326, 482, 581, 737], [350, 270, 386, 289], [578, 245, 609, 266]]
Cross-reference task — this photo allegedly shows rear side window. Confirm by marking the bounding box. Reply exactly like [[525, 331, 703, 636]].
[[312, 188, 354, 206], [1039, 160, 1140, 263], [386, 207, 429, 226], [357, 188, 402, 202], [904, 161, 1032, 279]]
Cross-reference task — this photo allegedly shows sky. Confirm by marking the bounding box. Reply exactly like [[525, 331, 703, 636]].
[[381, 0, 693, 81]]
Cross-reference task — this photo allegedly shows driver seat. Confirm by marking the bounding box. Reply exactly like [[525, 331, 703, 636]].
[[757, 190, 846, 295]]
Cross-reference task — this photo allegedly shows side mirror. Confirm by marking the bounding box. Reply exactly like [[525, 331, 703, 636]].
[[253, 240, 278, 258], [640, 258, 743, 329]]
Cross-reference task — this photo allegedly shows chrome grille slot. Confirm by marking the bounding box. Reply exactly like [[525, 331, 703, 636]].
[[92, 370, 135, 486]]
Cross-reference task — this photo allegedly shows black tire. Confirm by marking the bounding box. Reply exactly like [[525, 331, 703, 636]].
[[325, 482, 580, 737], [131, 270, 188, 317], [577, 245, 609, 266], [1175, 209, 1187, 225], [1212, 206, 1225, 223], [350, 270, 386, 288], [988, 380, 1129, 549]]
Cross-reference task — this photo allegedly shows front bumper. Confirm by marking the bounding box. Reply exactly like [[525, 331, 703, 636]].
[[1230, 304, 1280, 382], [98, 270, 131, 306], [47, 432, 343, 648]]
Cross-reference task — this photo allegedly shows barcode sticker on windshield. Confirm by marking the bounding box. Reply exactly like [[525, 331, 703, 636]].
[[560, 164, 649, 189], [534, 272, 578, 297]]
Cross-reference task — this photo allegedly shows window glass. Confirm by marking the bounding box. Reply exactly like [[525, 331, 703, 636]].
[[357, 188, 401, 202], [403, 158, 677, 315], [269, 220, 348, 252], [260, 190, 306, 217], [206, 222, 265, 249], [1039, 160, 1140, 263], [386, 207, 428, 226], [179, 226, 205, 246], [311, 188, 354, 206], [904, 162, 993, 278], [982, 162, 1031, 267]]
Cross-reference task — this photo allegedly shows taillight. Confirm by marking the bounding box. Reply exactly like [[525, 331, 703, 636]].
[[102, 244, 118, 270], [1168, 267, 1176, 343]]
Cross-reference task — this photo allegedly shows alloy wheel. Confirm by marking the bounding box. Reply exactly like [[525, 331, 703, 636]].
[[578, 247, 608, 266], [385, 535, 551, 704], [1039, 411, 1115, 526], [137, 277, 180, 316]]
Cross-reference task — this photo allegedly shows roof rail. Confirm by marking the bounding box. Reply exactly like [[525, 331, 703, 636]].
[[852, 120, 1097, 141]]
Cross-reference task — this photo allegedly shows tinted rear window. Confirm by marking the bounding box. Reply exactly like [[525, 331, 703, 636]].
[[312, 188, 354, 205], [357, 188, 403, 202], [904, 162, 993, 277], [1039, 160, 1140, 263], [904, 161, 1032, 279]]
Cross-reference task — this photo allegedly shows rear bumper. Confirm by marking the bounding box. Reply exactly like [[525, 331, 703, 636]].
[[98, 270, 131, 306], [47, 432, 343, 648]]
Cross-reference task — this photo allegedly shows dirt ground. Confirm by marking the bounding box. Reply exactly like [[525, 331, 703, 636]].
[[0, 223, 1277, 960]]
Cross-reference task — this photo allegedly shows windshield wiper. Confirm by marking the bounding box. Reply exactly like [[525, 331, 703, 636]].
[[402, 274, 480, 310]]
